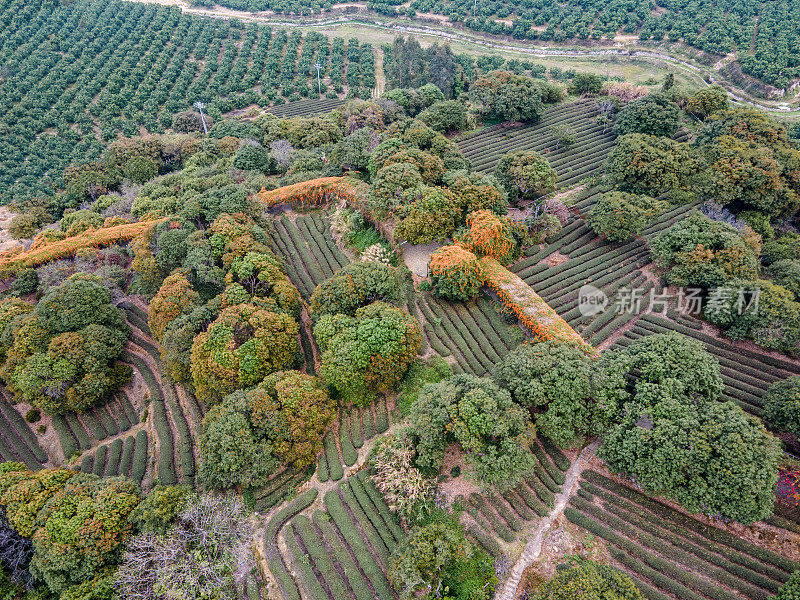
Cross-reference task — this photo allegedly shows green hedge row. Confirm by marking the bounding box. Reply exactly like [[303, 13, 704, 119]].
[[339, 414, 358, 467], [302, 214, 341, 278], [264, 489, 319, 600], [460, 104, 601, 155], [270, 224, 314, 297], [597, 492, 780, 593], [340, 483, 390, 564], [118, 390, 140, 423], [487, 493, 523, 531], [312, 510, 375, 600], [282, 219, 325, 287], [766, 515, 800, 536], [119, 302, 153, 336], [80, 453, 94, 474], [501, 489, 537, 522], [638, 315, 800, 375], [355, 471, 406, 544], [452, 301, 506, 361], [347, 477, 398, 552], [525, 471, 555, 508], [468, 493, 515, 542], [255, 466, 314, 513], [426, 298, 489, 374], [0, 417, 41, 470], [608, 545, 708, 600], [476, 296, 518, 349], [292, 515, 348, 600], [65, 413, 93, 449], [96, 405, 120, 438], [132, 338, 196, 480], [374, 398, 389, 434], [317, 446, 329, 483], [467, 522, 503, 558], [424, 323, 453, 357], [573, 495, 771, 599], [361, 405, 375, 440], [532, 442, 566, 486], [162, 380, 195, 480], [534, 247, 647, 297], [582, 477, 787, 583], [131, 430, 148, 483], [324, 489, 394, 600], [295, 216, 335, 279], [587, 295, 651, 346], [299, 325, 316, 376], [513, 481, 549, 517], [109, 396, 132, 431], [313, 213, 350, 266], [324, 432, 343, 481], [50, 414, 78, 459], [349, 409, 364, 449], [106, 438, 123, 476], [92, 445, 107, 477], [0, 401, 47, 464], [539, 438, 570, 472], [119, 434, 136, 477], [583, 471, 798, 577], [126, 352, 176, 485], [268, 228, 312, 297], [553, 269, 639, 315], [566, 502, 740, 600], [285, 523, 327, 600]]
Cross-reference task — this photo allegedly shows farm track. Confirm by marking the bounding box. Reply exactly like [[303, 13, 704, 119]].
[[498, 439, 600, 600]]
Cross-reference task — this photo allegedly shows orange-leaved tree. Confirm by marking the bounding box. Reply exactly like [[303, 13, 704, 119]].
[[456, 209, 526, 265], [428, 245, 485, 301]]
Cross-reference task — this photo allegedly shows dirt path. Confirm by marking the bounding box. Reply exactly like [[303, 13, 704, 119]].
[[497, 439, 601, 600]]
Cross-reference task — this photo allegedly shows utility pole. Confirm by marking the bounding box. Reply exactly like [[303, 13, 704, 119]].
[[193, 101, 208, 134], [314, 62, 323, 94]]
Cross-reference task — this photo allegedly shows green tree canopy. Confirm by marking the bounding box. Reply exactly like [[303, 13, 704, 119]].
[[0, 463, 140, 595], [587, 191, 666, 242], [0, 274, 131, 414], [190, 302, 299, 404], [417, 100, 469, 133], [535, 559, 644, 600], [597, 333, 781, 524], [650, 212, 760, 288], [311, 261, 406, 318], [389, 519, 496, 600], [606, 133, 700, 196], [613, 92, 682, 137], [494, 150, 556, 204], [468, 70, 561, 123], [409, 374, 535, 490], [763, 376, 800, 439], [198, 370, 336, 489], [492, 342, 608, 448], [314, 302, 422, 405]]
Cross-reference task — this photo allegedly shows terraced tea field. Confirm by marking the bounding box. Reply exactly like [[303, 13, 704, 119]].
[[416, 293, 525, 376], [265, 97, 346, 117], [266, 472, 404, 600], [457, 99, 615, 187], [567, 470, 800, 600], [267, 213, 351, 298]]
